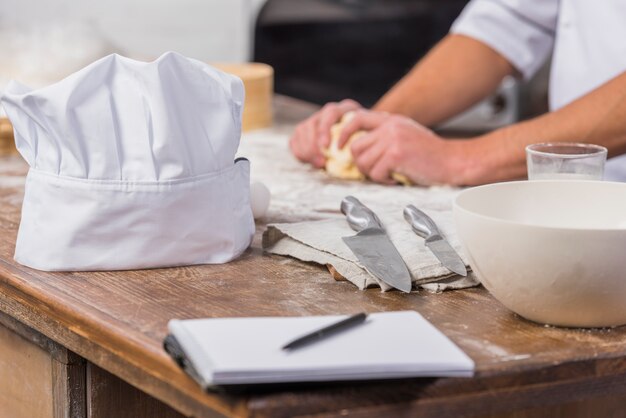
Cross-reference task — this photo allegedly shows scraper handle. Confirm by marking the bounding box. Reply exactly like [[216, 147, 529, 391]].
[[341, 196, 383, 232], [403, 205, 439, 239]]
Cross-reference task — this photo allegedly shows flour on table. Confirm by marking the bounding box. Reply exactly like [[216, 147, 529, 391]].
[[238, 128, 462, 224]]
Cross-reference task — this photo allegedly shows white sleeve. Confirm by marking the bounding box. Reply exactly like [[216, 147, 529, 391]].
[[450, 0, 559, 80]]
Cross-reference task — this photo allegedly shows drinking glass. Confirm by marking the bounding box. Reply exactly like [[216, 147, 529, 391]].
[[526, 142, 607, 180]]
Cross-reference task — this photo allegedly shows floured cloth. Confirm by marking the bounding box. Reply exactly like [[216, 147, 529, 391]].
[[262, 205, 479, 292]]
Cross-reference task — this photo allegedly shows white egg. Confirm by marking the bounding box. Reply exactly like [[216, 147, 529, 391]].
[[250, 181, 271, 219]]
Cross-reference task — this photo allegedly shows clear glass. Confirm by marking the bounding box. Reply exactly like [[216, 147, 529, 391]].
[[526, 142, 607, 180]]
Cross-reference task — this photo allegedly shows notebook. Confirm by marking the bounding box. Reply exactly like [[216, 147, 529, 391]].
[[164, 310, 474, 389]]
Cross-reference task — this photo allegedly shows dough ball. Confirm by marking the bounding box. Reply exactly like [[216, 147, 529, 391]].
[[323, 112, 365, 181], [323, 112, 412, 186], [250, 181, 271, 219], [391, 172, 412, 186]]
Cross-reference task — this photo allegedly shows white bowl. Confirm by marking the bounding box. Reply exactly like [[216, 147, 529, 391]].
[[453, 180, 626, 327]]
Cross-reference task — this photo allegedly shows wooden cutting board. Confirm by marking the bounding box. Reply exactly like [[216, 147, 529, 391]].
[[213, 63, 274, 131], [0, 118, 17, 156]]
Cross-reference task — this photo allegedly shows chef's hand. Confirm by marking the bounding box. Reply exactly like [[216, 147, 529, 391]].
[[289, 99, 362, 168], [338, 110, 462, 185]]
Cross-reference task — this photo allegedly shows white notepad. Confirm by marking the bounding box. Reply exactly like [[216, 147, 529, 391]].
[[167, 311, 474, 388]]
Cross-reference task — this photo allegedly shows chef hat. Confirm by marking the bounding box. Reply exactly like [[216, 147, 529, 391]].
[[1, 52, 254, 271]]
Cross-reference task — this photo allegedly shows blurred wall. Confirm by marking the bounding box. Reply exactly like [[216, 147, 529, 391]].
[[0, 0, 266, 89]]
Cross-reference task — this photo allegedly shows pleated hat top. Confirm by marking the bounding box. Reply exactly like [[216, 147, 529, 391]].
[[1, 52, 254, 271]]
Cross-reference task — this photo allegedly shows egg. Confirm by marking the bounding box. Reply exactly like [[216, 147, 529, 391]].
[[250, 181, 271, 219]]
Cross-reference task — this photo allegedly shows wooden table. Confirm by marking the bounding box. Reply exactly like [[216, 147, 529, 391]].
[[1, 97, 626, 418]]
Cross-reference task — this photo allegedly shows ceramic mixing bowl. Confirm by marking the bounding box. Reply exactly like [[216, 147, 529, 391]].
[[453, 180, 626, 327]]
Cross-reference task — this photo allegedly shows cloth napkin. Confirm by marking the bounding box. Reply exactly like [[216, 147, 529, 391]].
[[263, 206, 479, 292]]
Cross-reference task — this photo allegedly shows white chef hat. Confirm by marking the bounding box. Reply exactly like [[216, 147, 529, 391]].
[[1, 52, 254, 271]]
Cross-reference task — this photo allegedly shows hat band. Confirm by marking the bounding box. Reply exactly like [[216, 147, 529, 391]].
[[14, 160, 254, 271]]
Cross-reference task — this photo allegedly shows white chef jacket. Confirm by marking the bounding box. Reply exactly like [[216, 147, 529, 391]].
[[451, 0, 626, 181]]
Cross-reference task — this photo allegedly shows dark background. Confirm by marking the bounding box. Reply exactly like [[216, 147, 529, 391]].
[[254, 0, 470, 108]]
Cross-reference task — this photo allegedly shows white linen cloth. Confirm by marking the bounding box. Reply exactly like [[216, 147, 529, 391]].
[[263, 207, 479, 293], [1, 52, 254, 271], [451, 0, 626, 181]]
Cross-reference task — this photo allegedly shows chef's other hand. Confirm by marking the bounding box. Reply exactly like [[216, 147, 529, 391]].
[[289, 99, 362, 168], [344, 110, 463, 186]]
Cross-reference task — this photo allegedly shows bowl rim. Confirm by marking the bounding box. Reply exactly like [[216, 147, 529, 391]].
[[453, 180, 626, 232]]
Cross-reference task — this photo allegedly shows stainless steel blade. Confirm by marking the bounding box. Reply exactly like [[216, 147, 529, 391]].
[[425, 236, 467, 276], [342, 228, 412, 293]]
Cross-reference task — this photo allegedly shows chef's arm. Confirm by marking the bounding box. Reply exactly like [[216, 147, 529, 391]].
[[343, 71, 626, 186], [458, 71, 626, 184], [374, 34, 516, 126]]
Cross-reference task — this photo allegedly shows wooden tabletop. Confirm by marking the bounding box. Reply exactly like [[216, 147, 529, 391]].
[[1, 97, 626, 418]]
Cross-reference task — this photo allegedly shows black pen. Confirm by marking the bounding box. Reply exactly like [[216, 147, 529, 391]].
[[282, 313, 368, 351]]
